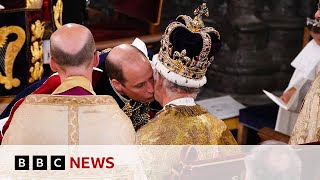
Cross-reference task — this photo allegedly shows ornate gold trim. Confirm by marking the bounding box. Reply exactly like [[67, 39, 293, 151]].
[[29, 20, 45, 83], [122, 100, 150, 130], [101, 48, 112, 54], [23, 94, 118, 145], [0, 26, 26, 90], [161, 104, 207, 116], [53, 0, 63, 29], [25, 94, 118, 105], [68, 106, 79, 145]]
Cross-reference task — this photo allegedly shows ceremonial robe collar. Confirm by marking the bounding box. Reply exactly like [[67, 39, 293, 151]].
[[52, 76, 96, 95], [164, 97, 196, 109]]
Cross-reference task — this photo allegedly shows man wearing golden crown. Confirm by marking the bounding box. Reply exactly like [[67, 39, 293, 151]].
[[289, 0, 320, 144], [276, 0, 320, 137], [136, 4, 237, 145]]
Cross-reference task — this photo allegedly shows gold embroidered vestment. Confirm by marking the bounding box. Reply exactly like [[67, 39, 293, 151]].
[[137, 104, 237, 145]]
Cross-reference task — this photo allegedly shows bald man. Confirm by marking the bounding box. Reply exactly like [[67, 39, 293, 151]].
[[0, 37, 160, 137], [1, 23, 100, 141], [106, 44, 154, 103], [1, 23, 136, 145], [48, 23, 99, 95], [102, 44, 161, 130], [1, 23, 99, 142]]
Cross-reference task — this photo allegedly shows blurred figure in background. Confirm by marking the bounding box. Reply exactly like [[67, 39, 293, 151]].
[[275, 0, 320, 136]]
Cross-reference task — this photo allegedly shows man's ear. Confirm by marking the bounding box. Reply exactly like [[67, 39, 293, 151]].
[[93, 51, 99, 67], [156, 72, 163, 87], [111, 79, 124, 94], [49, 57, 58, 72]]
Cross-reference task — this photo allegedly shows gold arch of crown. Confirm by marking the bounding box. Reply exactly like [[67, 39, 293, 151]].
[[158, 3, 220, 80]]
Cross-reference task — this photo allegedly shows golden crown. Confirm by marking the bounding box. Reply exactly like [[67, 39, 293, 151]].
[[157, 3, 220, 80]]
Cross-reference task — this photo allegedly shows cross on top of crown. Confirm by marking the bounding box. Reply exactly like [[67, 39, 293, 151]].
[[194, 3, 209, 18]]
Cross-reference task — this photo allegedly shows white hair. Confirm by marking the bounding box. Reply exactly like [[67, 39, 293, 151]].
[[154, 69, 200, 99]]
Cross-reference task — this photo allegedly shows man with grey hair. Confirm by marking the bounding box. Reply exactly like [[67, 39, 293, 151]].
[[48, 23, 99, 94], [136, 3, 237, 145]]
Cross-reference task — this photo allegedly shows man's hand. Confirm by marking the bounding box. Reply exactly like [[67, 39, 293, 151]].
[[280, 87, 296, 104]]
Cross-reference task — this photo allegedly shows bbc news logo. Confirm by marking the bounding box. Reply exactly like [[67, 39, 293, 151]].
[[15, 156, 114, 170], [15, 156, 65, 170]]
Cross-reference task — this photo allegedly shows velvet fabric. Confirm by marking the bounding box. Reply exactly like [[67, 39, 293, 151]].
[[239, 103, 278, 131], [171, 19, 222, 60]]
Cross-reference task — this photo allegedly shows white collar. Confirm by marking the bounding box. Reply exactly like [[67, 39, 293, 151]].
[[291, 39, 320, 80], [164, 97, 196, 108], [109, 78, 129, 104]]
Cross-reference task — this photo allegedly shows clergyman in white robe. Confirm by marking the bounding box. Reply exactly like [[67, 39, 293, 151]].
[[275, 39, 320, 135]]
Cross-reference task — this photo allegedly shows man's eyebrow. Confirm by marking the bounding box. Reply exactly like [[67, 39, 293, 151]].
[[134, 82, 145, 87]]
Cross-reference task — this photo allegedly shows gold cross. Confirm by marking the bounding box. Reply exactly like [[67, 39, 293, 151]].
[[194, 3, 209, 18]]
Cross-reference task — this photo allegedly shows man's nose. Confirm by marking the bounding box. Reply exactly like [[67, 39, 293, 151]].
[[146, 81, 154, 93], [315, 10, 320, 19]]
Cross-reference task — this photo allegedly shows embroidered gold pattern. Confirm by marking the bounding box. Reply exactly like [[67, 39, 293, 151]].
[[289, 74, 320, 144], [0, 26, 26, 90], [25, 95, 118, 144], [25, 94, 117, 105], [137, 105, 237, 145], [68, 106, 79, 145], [101, 48, 112, 54], [122, 100, 150, 131]]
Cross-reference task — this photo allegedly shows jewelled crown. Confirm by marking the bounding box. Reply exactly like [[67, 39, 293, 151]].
[[153, 3, 221, 88]]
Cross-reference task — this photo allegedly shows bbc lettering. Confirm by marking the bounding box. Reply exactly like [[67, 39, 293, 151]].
[[15, 156, 65, 170], [15, 156, 114, 170]]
